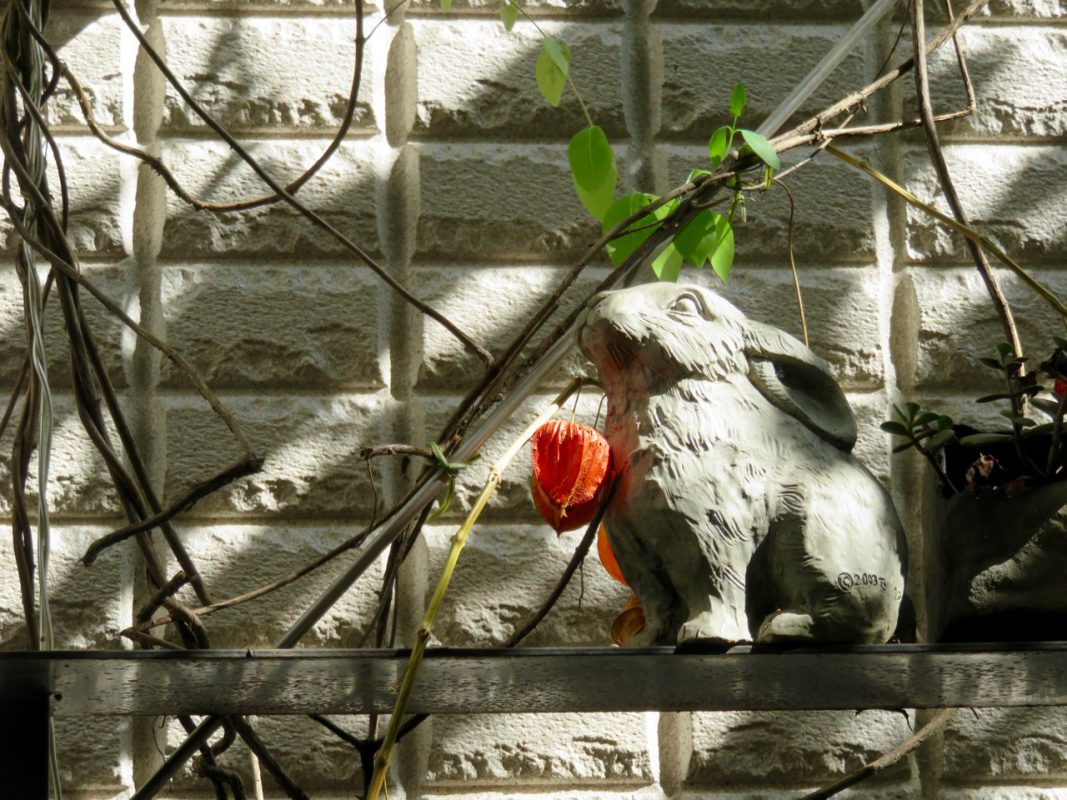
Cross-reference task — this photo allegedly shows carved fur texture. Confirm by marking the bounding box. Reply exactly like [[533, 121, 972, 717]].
[[578, 283, 907, 645]]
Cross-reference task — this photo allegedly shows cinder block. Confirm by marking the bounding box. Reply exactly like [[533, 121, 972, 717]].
[[422, 522, 630, 647], [0, 396, 126, 518], [905, 267, 1067, 393], [54, 717, 132, 795], [162, 714, 368, 795], [410, 0, 623, 14], [942, 708, 1067, 782], [163, 392, 389, 518], [982, 1, 1067, 18], [417, 142, 602, 262], [687, 708, 913, 786], [425, 713, 654, 788], [159, 263, 385, 390], [158, 0, 364, 9], [663, 146, 879, 262], [380, 261, 881, 402], [0, 263, 126, 391], [851, 391, 894, 487], [940, 789, 1067, 800], [414, 265, 607, 393], [412, 19, 625, 138], [47, 12, 125, 130], [901, 144, 1067, 266], [654, 0, 872, 19], [659, 22, 868, 138], [159, 523, 383, 647], [159, 139, 378, 260], [0, 524, 131, 648], [681, 265, 886, 390], [0, 138, 126, 257], [905, 27, 1067, 140], [160, 15, 375, 133]]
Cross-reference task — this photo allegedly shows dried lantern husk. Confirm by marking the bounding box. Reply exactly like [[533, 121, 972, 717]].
[[611, 594, 646, 646]]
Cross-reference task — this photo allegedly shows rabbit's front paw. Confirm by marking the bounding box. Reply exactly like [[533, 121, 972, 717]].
[[678, 610, 748, 644], [756, 610, 815, 643]]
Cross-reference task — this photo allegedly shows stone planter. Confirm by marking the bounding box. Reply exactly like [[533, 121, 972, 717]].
[[924, 443, 1067, 642]]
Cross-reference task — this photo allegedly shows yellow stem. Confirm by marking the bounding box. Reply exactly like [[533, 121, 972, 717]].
[[367, 377, 586, 800], [826, 145, 1067, 324]]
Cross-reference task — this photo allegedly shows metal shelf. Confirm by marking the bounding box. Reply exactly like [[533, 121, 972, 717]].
[[2, 642, 1067, 717]]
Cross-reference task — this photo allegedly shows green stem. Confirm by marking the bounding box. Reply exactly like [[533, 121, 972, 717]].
[[366, 377, 585, 800]]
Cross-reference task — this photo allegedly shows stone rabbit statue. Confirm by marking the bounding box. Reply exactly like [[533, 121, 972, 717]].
[[578, 282, 907, 645]]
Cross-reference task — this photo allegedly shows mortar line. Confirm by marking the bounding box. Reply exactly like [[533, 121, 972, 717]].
[[121, 0, 172, 787]]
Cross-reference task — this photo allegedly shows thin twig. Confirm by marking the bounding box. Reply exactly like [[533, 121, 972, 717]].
[[826, 145, 1067, 323], [771, 0, 992, 148], [506, 477, 618, 647], [911, 0, 1022, 362], [776, 180, 809, 348], [82, 456, 264, 566], [108, 0, 491, 367], [799, 709, 956, 799]]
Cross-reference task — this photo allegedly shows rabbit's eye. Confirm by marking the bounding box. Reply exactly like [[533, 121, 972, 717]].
[[670, 294, 702, 316]]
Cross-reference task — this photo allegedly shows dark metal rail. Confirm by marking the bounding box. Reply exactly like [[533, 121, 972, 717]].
[[2, 642, 1066, 717]]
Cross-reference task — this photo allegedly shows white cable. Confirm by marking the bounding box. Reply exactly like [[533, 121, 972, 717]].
[[20, 0, 62, 794], [756, 0, 900, 138]]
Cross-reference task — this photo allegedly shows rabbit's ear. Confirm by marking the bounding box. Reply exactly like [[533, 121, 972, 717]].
[[743, 322, 857, 452]]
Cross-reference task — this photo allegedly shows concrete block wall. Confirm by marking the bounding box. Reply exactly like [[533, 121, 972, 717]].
[[0, 0, 1065, 797]]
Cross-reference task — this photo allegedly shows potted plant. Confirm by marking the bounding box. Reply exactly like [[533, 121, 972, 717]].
[[884, 342, 1067, 642]]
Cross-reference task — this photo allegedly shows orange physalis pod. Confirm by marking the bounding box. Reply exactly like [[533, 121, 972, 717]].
[[611, 594, 645, 646], [530, 420, 612, 534], [596, 523, 627, 585]]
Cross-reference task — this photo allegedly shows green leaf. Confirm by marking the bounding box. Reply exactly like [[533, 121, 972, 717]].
[[927, 429, 957, 449], [904, 402, 921, 417], [892, 442, 914, 454], [880, 421, 910, 437], [936, 416, 954, 430], [673, 209, 734, 282], [651, 244, 683, 282], [995, 341, 1014, 359], [708, 125, 731, 167], [978, 357, 1002, 370], [730, 82, 747, 119], [427, 478, 455, 522], [914, 412, 940, 427], [1031, 398, 1062, 417], [535, 38, 570, 107], [976, 393, 1012, 403], [543, 36, 571, 76], [569, 126, 616, 220], [1021, 422, 1055, 436], [959, 433, 1013, 446], [739, 129, 780, 171], [602, 193, 676, 267], [569, 126, 614, 192], [575, 180, 615, 222], [687, 168, 713, 182], [500, 0, 519, 30], [1054, 336, 1067, 351], [709, 217, 735, 282]]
